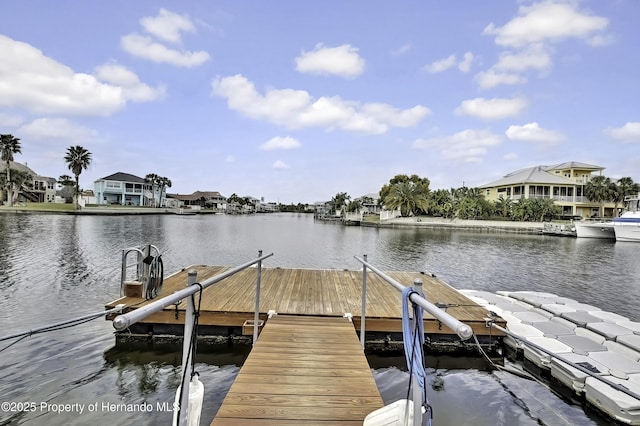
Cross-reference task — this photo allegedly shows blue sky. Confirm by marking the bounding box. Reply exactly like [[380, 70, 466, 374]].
[[1, 1, 638, 203]]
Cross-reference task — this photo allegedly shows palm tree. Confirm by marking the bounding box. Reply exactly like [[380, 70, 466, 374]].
[[612, 177, 640, 216], [330, 192, 350, 215], [64, 145, 92, 210], [585, 175, 613, 217], [145, 173, 159, 207], [156, 176, 172, 207], [383, 181, 429, 217], [1, 134, 22, 207]]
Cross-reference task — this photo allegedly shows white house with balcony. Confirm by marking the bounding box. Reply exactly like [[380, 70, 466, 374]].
[[94, 172, 159, 206], [478, 162, 616, 218]]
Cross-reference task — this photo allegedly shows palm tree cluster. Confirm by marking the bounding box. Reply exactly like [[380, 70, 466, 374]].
[[379, 174, 430, 217], [378, 174, 563, 222], [145, 173, 172, 207], [585, 175, 640, 217], [330, 192, 350, 215]]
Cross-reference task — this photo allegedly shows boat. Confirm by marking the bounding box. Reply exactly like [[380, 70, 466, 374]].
[[574, 220, 615, 239], [614, 194, 640, 242]]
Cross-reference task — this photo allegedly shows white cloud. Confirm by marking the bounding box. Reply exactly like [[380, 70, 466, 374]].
[[475, 45, 551, 89], [295, 44, 365, 78], [426, 52, 475, 74], [494, 45, 552, 73], [458, 52, 475, 72], [455, 97, 527, 121], [259, 136, 301, 151], [211, 74, 430, 134], [94, 63, 165, 102], [0, 35, 126, 116], [224, 155, 236, 163], [483, 1, 609, 48], [475, 70, 526, 89], [413, 129, 503, 163], [605, 122, 640, 143], [505, 122, 563, 143], [121, 33, 210, 67], [425, 54, 457, 73], [272, 160, 290, 169], [141, 8, 196, 44], [19, 118, 98, 142]]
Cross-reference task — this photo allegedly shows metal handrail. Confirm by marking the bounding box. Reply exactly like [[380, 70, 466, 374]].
[[354, 256, 473, 342], [112, 251, 273, 331]]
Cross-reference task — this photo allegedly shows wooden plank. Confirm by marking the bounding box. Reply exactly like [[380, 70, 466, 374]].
[[211, 315, 383, 425], [106, 266, 504, 338]]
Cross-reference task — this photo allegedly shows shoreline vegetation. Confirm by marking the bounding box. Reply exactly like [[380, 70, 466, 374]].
[[1, 203, 545, 234]]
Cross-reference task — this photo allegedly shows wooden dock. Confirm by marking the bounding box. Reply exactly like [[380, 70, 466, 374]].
[[105, 265, 504, 343], [210, 315, 384, 425]]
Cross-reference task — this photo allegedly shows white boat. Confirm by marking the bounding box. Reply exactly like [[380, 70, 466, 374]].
[[614, 195, 640, 242], [574, 220, 615, 239]]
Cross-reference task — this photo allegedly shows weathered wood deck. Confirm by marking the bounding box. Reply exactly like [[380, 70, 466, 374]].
[[210, 315, 384, 425], [105, 265, 504, 339]]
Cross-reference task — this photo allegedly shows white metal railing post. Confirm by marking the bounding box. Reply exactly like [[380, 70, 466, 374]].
[[412, 278, 423, 426], [353, 256, 473, 341], [178, 270, 198, 426], [360, 254, 367, 349], [253, 250, 263, 345], [412, 377, 421, 426]]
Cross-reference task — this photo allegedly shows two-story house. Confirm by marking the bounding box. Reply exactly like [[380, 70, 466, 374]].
[[478, 161, 615, 218], [94, 172, 157, 206], [0, 161, 56, 203]]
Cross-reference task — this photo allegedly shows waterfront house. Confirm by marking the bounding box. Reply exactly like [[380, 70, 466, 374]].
[[357, 193, 382, 215], [0, 161, 56, 203], [94, 172, 156, 206], [168, 191, 227, 212], [478, 162, 616, 218]]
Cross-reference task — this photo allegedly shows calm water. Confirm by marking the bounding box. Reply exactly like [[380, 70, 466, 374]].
[[1, 213, 638, 425]]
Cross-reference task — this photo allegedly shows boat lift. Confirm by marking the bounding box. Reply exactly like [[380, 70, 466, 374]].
[[120, 244, 164, 300]]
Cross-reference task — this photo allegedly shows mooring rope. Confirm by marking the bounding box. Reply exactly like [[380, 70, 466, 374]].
[[401, 286, 432, 425], [0, 305, 125, 353]]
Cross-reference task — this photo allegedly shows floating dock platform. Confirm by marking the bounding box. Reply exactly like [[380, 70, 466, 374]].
[[105, 265, 504, 352]]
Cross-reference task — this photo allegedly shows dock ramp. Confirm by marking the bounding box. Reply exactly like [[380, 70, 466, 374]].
[[211, 315, 384, 425]]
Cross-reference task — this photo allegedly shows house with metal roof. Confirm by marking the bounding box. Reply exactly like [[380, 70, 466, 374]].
[[478, 162, 615, 218], [167, 191, 227, 211]]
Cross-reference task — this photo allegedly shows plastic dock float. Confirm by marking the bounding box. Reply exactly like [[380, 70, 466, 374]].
[[210, 315, 384, 425]]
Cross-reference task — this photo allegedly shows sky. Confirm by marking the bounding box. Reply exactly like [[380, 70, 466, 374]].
[[1, 1, 639, 204]]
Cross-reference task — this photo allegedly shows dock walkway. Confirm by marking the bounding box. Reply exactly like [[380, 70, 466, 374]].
[[210, 315, 384, 425]]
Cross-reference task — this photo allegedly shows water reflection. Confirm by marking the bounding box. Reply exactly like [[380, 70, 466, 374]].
[[1, 212, 638, 425]]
